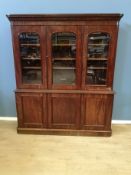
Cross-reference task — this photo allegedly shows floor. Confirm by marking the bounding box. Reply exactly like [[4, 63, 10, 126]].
[[0, 121, 131, 175]]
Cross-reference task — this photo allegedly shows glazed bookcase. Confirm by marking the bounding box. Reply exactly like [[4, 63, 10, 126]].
[[7, 14, 123, 136]]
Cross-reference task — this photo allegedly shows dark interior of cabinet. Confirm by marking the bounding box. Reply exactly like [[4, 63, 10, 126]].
[[19, 32, 42, 84], [52, 32, 76, 85], [86, 32, 110, 85]]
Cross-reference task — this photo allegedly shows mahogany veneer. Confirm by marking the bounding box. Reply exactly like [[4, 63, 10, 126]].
[[7, 14, 123, 136]]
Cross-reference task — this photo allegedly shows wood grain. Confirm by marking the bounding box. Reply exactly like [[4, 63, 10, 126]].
[[48, 94, 81, 129], [8, 14, 123, 136]]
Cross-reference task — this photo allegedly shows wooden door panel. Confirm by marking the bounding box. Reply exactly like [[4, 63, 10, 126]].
[[48, 94, 81, 129], [16, 93, 47, 128], [81, 94, 113, 130]]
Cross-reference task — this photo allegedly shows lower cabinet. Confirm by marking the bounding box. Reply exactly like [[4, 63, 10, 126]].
[[15, 92, 113, 136], [16, 93, 47, 128]]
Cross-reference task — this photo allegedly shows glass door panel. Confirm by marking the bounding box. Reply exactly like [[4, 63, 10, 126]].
[[19, 32, 42, 84], [52, 32, 76, 85], [86, 32, 110, 85]]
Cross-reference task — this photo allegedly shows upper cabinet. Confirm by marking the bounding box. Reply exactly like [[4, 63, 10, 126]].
[[8, 14, 123, 90]]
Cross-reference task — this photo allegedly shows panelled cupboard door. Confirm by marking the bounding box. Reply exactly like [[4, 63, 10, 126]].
[[82, 26, 118, 90], [47, 26, 81, 90], [12, 26, 47, 89], [81, 94, 113, 130], [16, 93, 47, 128], [48, 94, 81, 129]]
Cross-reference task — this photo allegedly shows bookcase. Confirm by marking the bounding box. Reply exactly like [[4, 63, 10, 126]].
[[7, 14, 123, 136]]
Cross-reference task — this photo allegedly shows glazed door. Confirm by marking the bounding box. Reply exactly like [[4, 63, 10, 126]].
[[47, 26, 81, 89], [82, 26, 118, 89], [12, 26, 47, 89]]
